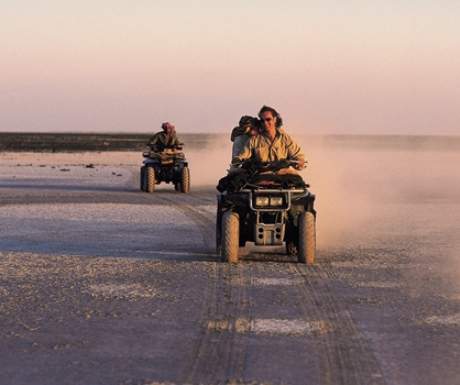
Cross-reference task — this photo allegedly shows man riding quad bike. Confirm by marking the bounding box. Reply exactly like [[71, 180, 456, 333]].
[[140, 121, 190, 193], [140, 144, 190, 193], [216, 159, 316, 264]]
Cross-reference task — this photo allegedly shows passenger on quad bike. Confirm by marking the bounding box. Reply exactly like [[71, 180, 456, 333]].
[[217, 106, 315, 264], [231, 115, 260, 159], [140, 122, 190, 193]]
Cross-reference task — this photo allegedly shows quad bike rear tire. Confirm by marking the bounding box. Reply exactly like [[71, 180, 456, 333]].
[[140, 166, 146, 191], [222, 211, 239, 264], [146, 167, 156, 193], [180, 166, 190, 193], [298, 211, 316, 265]]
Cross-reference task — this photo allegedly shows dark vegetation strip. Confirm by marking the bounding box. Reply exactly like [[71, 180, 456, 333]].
[[0, 133, 219, 152], [1, 133, 460, 152]]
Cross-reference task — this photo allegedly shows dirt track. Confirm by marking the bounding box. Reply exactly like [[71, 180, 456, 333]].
[[1, 162, 460, 385]]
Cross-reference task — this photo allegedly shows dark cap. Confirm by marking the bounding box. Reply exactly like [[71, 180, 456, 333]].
[[239, 115, 258, 128]]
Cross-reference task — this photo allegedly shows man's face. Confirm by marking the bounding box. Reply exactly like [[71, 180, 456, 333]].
[[260, 111, 276, 132], [163, 124, 173, 135]]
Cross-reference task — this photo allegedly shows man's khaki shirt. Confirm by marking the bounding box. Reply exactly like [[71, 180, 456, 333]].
[[233, 129, 305, 165]]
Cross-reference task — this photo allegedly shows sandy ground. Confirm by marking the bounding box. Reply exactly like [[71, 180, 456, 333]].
[[0, 149, 460, 385]]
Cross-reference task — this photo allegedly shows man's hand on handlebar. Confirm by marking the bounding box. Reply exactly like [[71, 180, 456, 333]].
[[294, 159, 306, 170]]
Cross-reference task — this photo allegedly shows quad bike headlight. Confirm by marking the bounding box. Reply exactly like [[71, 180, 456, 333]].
[[255, 196, 270, 207], [270, 197, 283, 206]]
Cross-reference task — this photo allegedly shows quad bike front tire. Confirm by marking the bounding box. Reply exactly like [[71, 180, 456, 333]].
[[146, 167, 156, 193], [140, 166, 146, 191], [221, 211, 239, 264], [298, 211, 316, 265], [180, 166, 190, 193]]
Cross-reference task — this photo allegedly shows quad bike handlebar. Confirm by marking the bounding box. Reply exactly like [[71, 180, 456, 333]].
[[143, 143, 185, 157], [234, 159, 306, 173], [164, 143, 184, 150]]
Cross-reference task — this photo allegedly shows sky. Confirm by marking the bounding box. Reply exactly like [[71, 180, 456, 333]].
[[1, 0, 459, 134]]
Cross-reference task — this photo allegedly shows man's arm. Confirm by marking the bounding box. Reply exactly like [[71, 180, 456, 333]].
[[231, 136, 253, 166], [149, 133, 159, 145], [285, 134, 306, 168], [148, 133, 163, 152], [172, 135, 182, 147]]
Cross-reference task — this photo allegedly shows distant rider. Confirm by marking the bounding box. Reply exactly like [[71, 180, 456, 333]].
[[232, 106, 305, 172], [148, 122, 182, 153]]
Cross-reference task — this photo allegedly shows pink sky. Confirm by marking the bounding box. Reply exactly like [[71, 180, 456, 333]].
[[1, 1, 459, 134]]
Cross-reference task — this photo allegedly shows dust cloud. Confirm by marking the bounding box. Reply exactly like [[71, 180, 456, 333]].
[[302, 138, 460, 249], [185, 138, 233, 187]]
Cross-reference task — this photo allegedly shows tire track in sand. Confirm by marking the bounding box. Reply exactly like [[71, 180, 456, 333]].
[[144, 192, 252, 384], [152, 192, 386, 384], [293, 263, 386, 385]]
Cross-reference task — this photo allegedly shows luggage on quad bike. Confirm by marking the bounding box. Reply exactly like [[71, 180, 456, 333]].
[[216, 160, 316, 264], [140, 145, 190, 193]]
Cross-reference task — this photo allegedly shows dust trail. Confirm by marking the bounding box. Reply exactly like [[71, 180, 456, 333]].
[[184, 137, 232, 187], [301, 137, 460, 248]]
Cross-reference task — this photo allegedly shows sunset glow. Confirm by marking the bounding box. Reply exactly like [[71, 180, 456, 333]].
[[2, 1, 459, 134]]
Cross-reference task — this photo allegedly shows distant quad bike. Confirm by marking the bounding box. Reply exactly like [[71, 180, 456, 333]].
[[216, 160, 316, 264], [140, 145, 190, 193]]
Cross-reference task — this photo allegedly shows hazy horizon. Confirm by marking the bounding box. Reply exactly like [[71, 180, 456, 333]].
[[1, 131, 460, 138], [2, 1, 459, 135]]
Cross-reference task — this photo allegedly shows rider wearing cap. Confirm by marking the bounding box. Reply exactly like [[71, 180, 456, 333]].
[[148, 122, 182, 153], [232, 106, 305, 171]]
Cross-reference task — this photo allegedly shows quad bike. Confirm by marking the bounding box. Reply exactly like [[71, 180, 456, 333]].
[[216, 160, 316, 264], [140, 145, 190, 193]]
